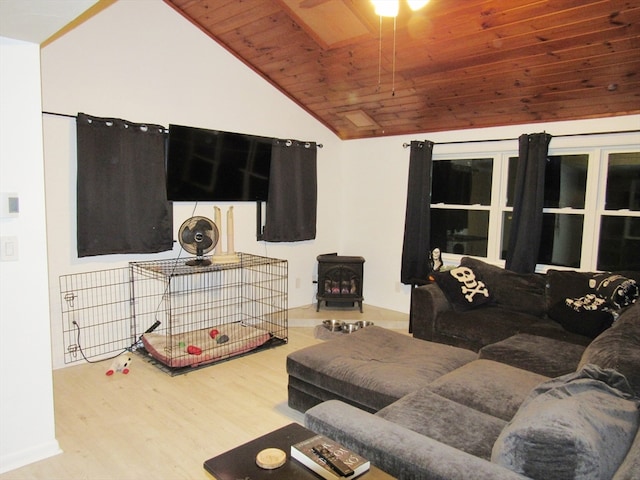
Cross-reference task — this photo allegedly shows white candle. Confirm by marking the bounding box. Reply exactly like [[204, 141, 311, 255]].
[[214, 206, 222, 255]]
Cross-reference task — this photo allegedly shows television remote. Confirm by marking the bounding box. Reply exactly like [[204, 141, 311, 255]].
[[311, 445, 354, 477]]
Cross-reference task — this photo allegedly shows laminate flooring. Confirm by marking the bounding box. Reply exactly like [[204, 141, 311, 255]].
[[2, 306, 408, 480]]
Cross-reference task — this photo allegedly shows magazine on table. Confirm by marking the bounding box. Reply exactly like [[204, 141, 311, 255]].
[[291, 433, 370, 479]]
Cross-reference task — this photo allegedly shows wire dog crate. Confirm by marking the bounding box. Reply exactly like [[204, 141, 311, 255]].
[[130, 253, 288, 374], [60, 253, 288, 374], [60, 267, 133, 364]]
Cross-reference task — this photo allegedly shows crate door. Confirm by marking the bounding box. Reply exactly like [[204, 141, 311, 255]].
[[59, 267, 132, 364]]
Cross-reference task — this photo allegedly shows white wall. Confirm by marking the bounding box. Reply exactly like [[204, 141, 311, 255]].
[[339, 115, 640, 312], [40, 0, 343, 369], [0, 37, 61, 473]]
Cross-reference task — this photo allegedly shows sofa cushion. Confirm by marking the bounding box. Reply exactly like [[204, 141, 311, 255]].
[[613, 428, 640, 480], [376, 388, 507, 460], [306, 400, 530, 480], [435, 305, 585, 352], [492, 364, 640, 480], [427, 359, 548, 422], [431, 265, 492, 312], [479, 333, 585, 377], [460, 257, 547, 317], [548, 296, 614, 339], [579, 301, 640, 397], [286, 326, 477, 412], [545, 269, 595, 311]]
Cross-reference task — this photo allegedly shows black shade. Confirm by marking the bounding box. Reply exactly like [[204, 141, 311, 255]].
[[76, 113, 173, 257], [505, 132, 552, 273], [401, 140, 434, 284], [263, 139, 317, 242]]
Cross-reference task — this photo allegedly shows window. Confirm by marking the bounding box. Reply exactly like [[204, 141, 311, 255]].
[[597, 152, 640, 270], [502, 154, 589, 268], [431, 158, 492, 257], [429, 134, 640, 271]]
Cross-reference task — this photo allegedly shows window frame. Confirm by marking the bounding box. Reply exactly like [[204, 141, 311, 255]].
[[431, 132, 640, 272]]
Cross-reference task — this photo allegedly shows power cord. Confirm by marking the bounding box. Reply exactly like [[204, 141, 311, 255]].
[[71, 319, 161, 364], [71, 320, 129, 364]]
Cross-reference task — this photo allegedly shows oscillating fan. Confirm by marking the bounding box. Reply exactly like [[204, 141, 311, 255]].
[[178, 216, 219, 266]]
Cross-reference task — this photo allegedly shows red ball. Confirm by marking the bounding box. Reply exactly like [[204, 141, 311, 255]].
[[209, 329, 219, 339]]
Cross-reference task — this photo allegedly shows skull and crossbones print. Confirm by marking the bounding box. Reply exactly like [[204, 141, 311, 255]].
[[449, 266, 490, 303]]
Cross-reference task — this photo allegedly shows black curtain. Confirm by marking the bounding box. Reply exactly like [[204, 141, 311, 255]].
[[401, 140, 434, 284], [505, 132, 552, 273], [263, 139, 317, 242], [76, 113, 173, 257]]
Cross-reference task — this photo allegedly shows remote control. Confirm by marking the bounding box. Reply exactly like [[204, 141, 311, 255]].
[[311, 445, 354, 477]]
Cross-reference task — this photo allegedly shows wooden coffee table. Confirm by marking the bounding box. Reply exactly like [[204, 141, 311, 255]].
[[203, 422, 395, 479]]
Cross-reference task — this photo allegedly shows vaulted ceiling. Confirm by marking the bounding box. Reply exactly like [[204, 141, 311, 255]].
[[171, 1, 639, 140], [166, 0, 640, 140], [2, 1, 637, 140]]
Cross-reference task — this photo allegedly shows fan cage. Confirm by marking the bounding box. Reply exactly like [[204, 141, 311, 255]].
[[178, 216, 218, 258]]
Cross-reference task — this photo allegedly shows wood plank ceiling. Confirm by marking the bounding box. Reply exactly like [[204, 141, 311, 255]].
[[165, 0, 640, 140]]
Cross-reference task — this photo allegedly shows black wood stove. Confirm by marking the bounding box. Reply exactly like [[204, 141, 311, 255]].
[[316, 253, 365, 312]]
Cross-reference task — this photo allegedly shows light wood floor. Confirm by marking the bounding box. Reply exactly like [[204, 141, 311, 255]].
[[1, 306, 408, 480]]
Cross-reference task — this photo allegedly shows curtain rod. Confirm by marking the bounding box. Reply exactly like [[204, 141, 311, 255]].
[[43, 111, 76, 119], [402, 128, 640, 148], [42, 111, 323, 148]]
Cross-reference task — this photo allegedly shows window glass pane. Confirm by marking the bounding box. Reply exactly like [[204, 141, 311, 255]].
[[606, 152, 640, 211], [598, 216, 640, 270], [502, 212, 583, 267], [507, 154, 588, 208], [431, 158, 493, 205], [430, 209, 489, 256]]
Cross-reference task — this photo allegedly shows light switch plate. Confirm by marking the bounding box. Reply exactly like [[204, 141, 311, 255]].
[[0, 236, 19, 261]]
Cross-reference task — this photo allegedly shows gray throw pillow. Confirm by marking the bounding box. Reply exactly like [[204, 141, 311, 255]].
[[492, 364, 640, 480]]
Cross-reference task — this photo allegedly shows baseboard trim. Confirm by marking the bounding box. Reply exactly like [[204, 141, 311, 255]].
[[0, 440, 62, 474]]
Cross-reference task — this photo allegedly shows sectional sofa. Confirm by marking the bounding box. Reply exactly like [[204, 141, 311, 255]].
[[287, 260, 640, 479]]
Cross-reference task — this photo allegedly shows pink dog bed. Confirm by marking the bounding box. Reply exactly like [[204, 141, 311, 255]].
[[141, 322, 271, 368]]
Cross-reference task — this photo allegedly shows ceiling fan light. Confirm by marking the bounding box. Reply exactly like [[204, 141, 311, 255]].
[[407, 0, 429, 10], [372, 0, 399, 17]]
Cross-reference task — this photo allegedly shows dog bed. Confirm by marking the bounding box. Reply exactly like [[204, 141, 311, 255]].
[[141, 322, 272, 368]]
